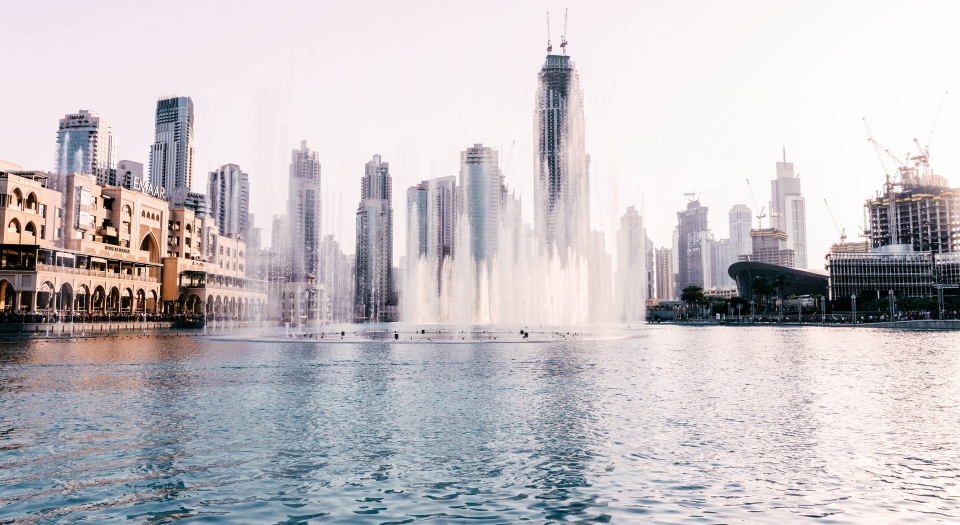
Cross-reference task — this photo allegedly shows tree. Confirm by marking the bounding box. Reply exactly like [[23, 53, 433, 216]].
[[681, 285, 706, 317]]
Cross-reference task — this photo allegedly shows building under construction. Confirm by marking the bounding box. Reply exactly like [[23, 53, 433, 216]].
[[827, 96, 960, 303], [864, 183, 960, 253]]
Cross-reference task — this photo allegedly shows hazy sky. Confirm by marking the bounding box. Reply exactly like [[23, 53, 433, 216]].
[[3, 0, 960, 268]]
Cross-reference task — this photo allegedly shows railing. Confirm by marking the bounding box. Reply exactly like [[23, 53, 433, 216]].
[[36, 263, 158, 282]]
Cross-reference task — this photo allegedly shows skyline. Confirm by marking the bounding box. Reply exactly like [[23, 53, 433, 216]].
[[3, 1, 960, 267]]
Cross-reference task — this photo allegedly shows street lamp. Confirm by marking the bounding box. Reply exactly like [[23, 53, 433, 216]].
[[851, 293, 857, 325]]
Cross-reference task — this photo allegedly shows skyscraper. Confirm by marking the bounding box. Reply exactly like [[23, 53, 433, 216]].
[[676, 199, 710, 291], [616, 206, 646, 322], [287, 141, 321, 280], [407, 176, 456, 264], [729, 204, 753, 257], [655, 247, 674, 301], [770, 149, 807, 268], [534, 51, 590, 256], [355, 154, 395, 322], [149, 96, 194, 197], [208, 164, 250, 239], [56, 110, 117, 185], [460, 144, 502, 263]]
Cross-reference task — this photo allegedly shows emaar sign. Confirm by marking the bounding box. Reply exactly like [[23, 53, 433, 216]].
[[132, 178, 166, 200]]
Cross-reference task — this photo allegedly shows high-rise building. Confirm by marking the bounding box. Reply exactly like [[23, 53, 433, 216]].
[[676, 199, 710, 291], [117, 160, 144, 191], [534, 52, 590, 256], [745, 228, 795, 267], [770, 149, 807, 268], [207, 163, 250, 239], [865, 184, 960, 253], [287, 141, 322, 281], [407, 175, 456, 271], [616, 206, 646, 321], [655, 247, 674, 301], [355, 154, 395, 322], [708, 238, 737, 289], [729, 204, 753, 257], [319, 235, 354, 323], [149, 96, 194, 197], [56, 110, 117, 185], [460, 144, 502, 263]]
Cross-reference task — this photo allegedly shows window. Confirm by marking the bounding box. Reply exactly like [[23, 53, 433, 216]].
[[40, 225, 45, 239], [39, 204, 46, 218], [123, 222, 131, 234]]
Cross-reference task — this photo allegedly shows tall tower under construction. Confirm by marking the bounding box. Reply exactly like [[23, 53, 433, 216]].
[[534, 33, 590, 258]]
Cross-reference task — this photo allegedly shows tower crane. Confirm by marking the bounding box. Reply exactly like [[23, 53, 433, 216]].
[[863, 117, 911, 188], [682, 189, 726, 202], [745, 179, 766, 229], [546, 12, 552, 53], [823, 198, 846, 245], [560, 8, 569, 55]]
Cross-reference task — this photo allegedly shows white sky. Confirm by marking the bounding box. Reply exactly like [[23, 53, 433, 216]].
[[3, 0, 960, 268]]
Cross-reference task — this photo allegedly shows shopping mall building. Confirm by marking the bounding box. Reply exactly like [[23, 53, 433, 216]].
[[0, 170, 265, 317]]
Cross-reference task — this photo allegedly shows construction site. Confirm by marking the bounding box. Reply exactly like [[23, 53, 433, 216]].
[[826, 92, 960, 307]]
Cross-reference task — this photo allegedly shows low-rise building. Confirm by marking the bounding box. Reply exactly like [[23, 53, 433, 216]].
[[0, 170, 266, 319]]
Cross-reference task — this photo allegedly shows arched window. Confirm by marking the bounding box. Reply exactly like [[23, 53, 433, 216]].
[[25, 192, 37, 212], [11, 188, 22, 209], [186, 224, 192, 233], [24, 222, 36, 237], [7, 219, 20, 233]]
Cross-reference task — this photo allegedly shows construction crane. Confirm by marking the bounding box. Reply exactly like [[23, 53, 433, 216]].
[[863, 117, 911, 188], [502, 140, 516, 175], [823, 198, 846, 245], [682, 189, 726, 202], [560, 8, 569, 55], [923, 90, 949, 164], [745, 179, 766, 229], [546, 12, 552, 53]]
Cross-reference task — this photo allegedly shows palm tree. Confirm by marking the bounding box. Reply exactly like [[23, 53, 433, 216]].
[[681, 285, 706, 318]]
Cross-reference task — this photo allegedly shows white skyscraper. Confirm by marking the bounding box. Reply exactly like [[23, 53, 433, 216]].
[[729, 204, 753, 257], [149, 96, 194, 197], [56, 110, 117, 185], [460, 144, 502, 263], [287, 142, 321, 280], [208, 163, 250, 239], [616, 206, 646, 322], [769, 149, 808, 268]]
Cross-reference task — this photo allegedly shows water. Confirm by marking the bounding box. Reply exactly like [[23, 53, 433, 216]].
[[1, 326, 958, 523]]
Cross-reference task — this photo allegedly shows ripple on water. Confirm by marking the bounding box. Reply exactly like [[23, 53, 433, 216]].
[[0, 328, 959, 523]]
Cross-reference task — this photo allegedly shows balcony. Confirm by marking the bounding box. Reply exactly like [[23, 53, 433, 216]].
[[97, 226, 118, 237]]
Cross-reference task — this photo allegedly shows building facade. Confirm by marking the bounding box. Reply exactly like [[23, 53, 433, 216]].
[[149, 96, 194, 198], [56, 110, 118, 186], [744, 228, 795, 267], [676, 199, 709, 291], [616, 206, 646, 322], [355, 154, 395, 322], [208, 163, 250, 239], [865, 185, 960, 254], [534, 53, 590, 256], [460, 144, 502, 263], [729, 204, 753, 257], [769, 150, 807, 268], [655, 247, 674, 301], [0, 169, 265, 319], [406, 175, 456, 297]]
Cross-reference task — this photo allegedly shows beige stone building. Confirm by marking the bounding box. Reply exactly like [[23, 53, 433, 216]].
[[0, 170, 266, 318]]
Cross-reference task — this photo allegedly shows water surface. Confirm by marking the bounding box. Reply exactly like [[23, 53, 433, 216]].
[[1, 327, 958, 523]]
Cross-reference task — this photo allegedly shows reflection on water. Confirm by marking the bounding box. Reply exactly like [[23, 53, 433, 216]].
[[1, 327, 959, 523]]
